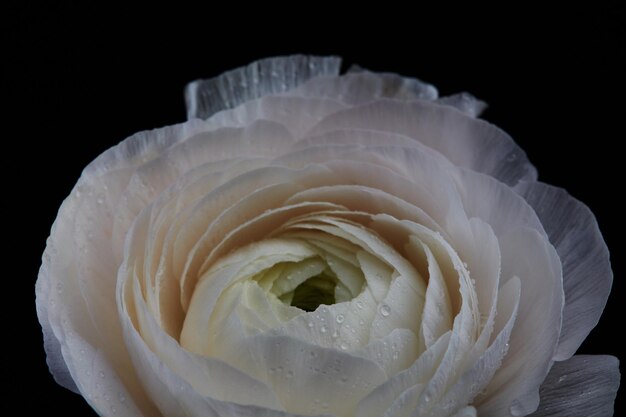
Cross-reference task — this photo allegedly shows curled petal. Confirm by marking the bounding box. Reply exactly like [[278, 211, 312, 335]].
[[515, 181, 613, 360]]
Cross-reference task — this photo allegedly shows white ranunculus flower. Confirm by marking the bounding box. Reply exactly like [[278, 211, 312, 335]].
[[36, 55, 619, 417]]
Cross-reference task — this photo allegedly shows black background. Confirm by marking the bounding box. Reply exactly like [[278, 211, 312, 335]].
[[6, 3, 624, 416]]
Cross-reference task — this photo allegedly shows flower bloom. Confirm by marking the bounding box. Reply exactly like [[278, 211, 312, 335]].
[[36, 55, 619, 417]]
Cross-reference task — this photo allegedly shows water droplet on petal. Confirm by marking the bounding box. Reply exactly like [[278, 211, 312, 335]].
[[339, 342, 348, 350], [356, 300, 364, 309], [335, 314, 345, 324], [320, 325, 327, 333], [379, 304, 391, 317]]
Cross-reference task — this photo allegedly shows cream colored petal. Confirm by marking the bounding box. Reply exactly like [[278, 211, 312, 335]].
[[429, 277, 521, 417], [478, 228, 563, 416], [356, 333, 451, 417], [181, 238, 318, 355], [306, 99, 537, 186]]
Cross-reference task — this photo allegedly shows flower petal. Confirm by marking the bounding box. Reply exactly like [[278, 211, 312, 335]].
[[307, 99, 537, 186], [436, 92, 487, 118], [186, 55, 342, 120], [289, 70, 438, 105], [528, 355, 620, 417], [479, 227, 563, 416], [35, 271, 79, 393], [515, 181, 613, 360]]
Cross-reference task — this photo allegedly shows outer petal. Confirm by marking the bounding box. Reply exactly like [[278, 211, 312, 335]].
[[288, 69, 438, 105], [185, 55, 342, 120], [515, 181, 613, 360], [528, 355, 620, 417], [307, 99, 537, 186], [35, 269, 79, 393], [435, 92, 487, 118]]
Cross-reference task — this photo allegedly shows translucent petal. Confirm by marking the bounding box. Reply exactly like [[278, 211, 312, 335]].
[[515, 181, 613, 360], [307, 99, 537, 186], [209, 95, 348, 138], [288, 70, 437, 105], [185, 55, 341, 119], [436, 92, 487, 118], [528, 355, 620, 417]]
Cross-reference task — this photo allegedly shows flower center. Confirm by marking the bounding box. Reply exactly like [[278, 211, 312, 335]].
[[255, 255, 361, 312], [285, 269, 338, 311]]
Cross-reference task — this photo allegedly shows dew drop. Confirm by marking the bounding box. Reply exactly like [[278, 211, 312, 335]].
[[356, 300, 364, 309], [286, 370, 294, 379], [379, 304, 391, 317], [96, 195, 105, 205], [307, 321, 314, 329], [339, 342, 348, 350], [118, 393, 126, 403], [99, 371, 105, 378], [332, 330, 339, 339], [335, 314, 345, 324], [320, 325, 328, 333]]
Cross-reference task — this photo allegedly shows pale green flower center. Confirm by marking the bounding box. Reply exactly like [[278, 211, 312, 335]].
[[256, 256, 364, 311]]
